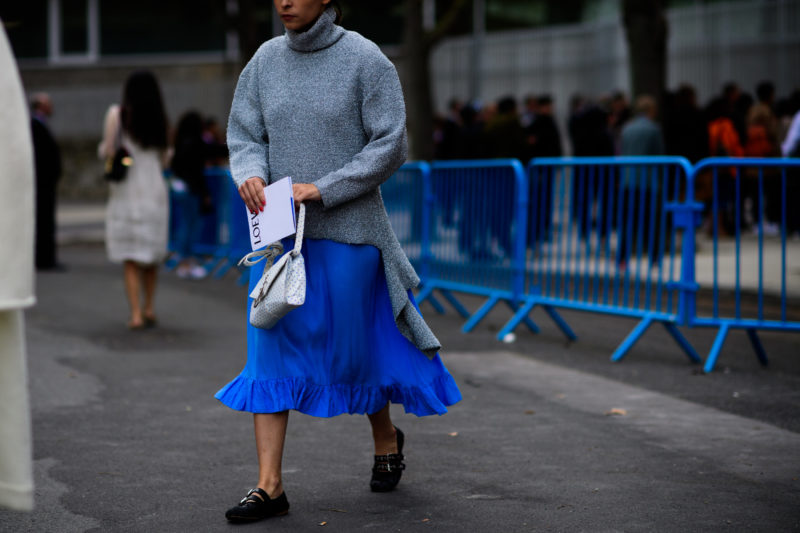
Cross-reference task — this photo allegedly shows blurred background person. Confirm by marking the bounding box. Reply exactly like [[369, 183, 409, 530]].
[[0, 22, 35, 513], [781, 91, 800, 238], [519, 94, 538, 129], [472, 95, 523, 258], [568, 95, 615, 237], [607, 90, 632, 154], [743, 81, 781, 234], [435, 98, 462, 160], [484, 95, 526, 160], [202, 116, 229, 166], [99, 71, 169, 330], [664, 84, 708, 165], [526, 94, 563, 159], [617, 95, 666, 266], [30, 92, 63, 271], [171, 110, 215, 280], [705, 96, 744, 236], [525, 94, 562, 247], [433, 98, 462, 229]]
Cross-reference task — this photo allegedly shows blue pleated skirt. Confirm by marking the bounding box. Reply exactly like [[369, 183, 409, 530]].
[[215, 238, 462, 417]]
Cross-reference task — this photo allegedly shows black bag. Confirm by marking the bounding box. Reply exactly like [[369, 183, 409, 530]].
[[104, 119, 132, 182], [104, 146, 132, 182]]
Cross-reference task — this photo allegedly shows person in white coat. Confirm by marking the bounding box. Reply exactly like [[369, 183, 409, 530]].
[[0, 21, 36, 511]]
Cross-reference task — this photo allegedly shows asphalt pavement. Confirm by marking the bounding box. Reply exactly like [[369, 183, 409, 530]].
[[0, 240, 799, 533]]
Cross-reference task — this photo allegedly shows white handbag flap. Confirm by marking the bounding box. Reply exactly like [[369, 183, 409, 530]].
[[249, 251, 291, 303]]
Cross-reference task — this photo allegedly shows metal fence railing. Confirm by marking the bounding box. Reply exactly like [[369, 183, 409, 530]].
[[499, 157, 702, 365], [415, 159, 539, 334], [169, 157, 800, 372], [687, 158, 800, 372]]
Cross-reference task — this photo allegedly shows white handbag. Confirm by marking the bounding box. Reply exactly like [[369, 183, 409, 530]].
[[238, 203, 306, 329]]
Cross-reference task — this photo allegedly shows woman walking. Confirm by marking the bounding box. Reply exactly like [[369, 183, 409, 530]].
[[215, 0, 461, 523], [99, 71, 169, 329]]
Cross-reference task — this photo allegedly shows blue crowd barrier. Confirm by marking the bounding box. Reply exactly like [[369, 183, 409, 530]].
[[497, 157, 702, 363], [382, 161, 428, 273], [168, 166, 247, 280], [417, 159, 538, 334], [687, 158, 800, 372], [169, 157, 799, 373]]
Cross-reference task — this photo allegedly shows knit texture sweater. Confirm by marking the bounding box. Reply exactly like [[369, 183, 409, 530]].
[[227, 7, 440, 357]]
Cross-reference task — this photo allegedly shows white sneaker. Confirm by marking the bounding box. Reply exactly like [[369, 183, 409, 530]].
[[189, 265, 207, 279], [763, 222, 780, 237]]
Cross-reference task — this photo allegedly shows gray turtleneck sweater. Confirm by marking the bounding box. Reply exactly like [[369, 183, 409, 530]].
[[227, 8, 440, 357]]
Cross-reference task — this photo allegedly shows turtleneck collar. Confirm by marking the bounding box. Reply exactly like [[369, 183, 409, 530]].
[[285, 7, 345, 53]]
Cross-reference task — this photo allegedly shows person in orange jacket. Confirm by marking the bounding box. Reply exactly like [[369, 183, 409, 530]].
[[705, 97, 744, 235]]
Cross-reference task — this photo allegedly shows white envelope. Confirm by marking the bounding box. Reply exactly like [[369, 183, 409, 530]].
[[247, 176, 297, 251]]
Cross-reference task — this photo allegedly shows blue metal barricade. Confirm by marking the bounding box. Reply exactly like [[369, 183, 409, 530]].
[[689, 158, 800, 372], [165, 158, 798, 373], [499, 157, 703, 364], [210, 176, 251, 284], [382, 162, 428, 274], [167, 167, 233, 270], [415, 159, 534, 333]]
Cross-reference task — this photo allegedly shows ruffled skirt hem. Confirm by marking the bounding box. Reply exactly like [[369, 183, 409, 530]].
[[214, 373, 462, 418]]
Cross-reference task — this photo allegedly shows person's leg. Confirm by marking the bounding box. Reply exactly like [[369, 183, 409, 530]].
[[123, 261, 144, 328], [254, 412, 289, 498], [142, 264, 159, 323], [367, 403, 398, 455], [176, 193, 200, 276], [367, 403, 404, 492]]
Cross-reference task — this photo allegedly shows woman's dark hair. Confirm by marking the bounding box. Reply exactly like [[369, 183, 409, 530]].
[[121, 70, 168, 150], [330, 0, 343, 24], [174, 110, 204, 147], [706, 97, 729, 122]]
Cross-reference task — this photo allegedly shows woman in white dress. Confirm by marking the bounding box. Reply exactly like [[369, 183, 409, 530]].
[[99, 71, 169, 329]]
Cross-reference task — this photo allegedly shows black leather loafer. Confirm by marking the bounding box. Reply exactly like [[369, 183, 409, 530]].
[[225, 488, 289, 522], [370, 426, 406, 492]]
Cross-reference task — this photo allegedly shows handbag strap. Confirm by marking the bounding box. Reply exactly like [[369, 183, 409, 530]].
[[238, 242, 284, 268], [238, 202, 306, 267], [290, 203, 306, 257]]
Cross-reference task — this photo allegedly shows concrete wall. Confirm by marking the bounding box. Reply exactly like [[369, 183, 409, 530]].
[[430, 0, 800, 134]]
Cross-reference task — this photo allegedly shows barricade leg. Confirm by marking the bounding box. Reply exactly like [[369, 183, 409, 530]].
[[610, 315, 655, 362], [427, 293, 446, 315], [703, 323, 730, 373], [416, 285, 434, 305], [416, 285, 445, 315], [214, 252, 238, 279], [497, 298, 538, 340], [543, 305, 577, 341], [439, 289, 471, 319], [462, 295, 501, 333], [661, 322, 702, 363], [503, 300, 540, 333], [746, 328, 769, 366]]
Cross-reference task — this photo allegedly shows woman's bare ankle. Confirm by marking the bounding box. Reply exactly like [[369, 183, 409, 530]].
[[373, 426, 398, 455], [257, 478, 283, 499]]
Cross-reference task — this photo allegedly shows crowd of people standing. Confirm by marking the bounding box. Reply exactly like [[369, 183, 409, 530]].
[[433, 81, 800, 239]]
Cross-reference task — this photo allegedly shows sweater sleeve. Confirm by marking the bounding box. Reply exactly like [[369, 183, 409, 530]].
[[314, 65, 408, 210], [227, 52, 269, 188]]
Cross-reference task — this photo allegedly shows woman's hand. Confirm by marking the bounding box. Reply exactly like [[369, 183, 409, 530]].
[[239, 177, 266, 214], [293, 183, 321, 207]]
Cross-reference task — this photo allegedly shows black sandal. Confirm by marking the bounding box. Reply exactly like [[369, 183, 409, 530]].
[[370, 426, 405, 492], [225, 488, 289, 522]]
